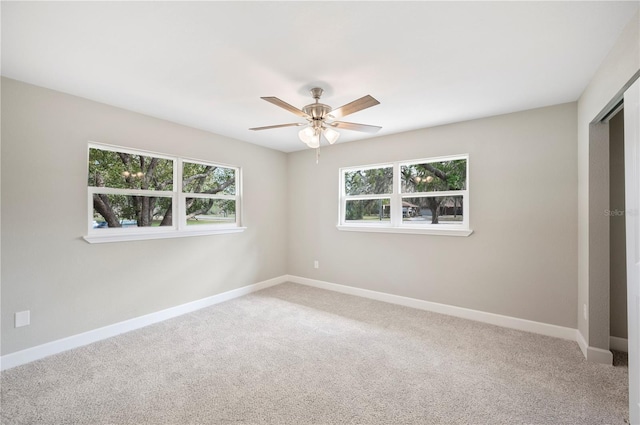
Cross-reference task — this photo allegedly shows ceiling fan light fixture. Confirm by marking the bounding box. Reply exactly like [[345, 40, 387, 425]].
[[298, 127, 315, 144], [307, 132, 321, 149], [323, 127, 340, 145]]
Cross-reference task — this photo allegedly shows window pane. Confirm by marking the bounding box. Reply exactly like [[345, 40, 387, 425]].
[[183, 163, 236, 195], [344, 167, 393, 195], [402, 196, 464, 224], [88, 148, 174, 191], [186, 198, 236, 226], [345, 199, 390, 223], [92, 194, 172, 228], [401, 159, 466, 193]]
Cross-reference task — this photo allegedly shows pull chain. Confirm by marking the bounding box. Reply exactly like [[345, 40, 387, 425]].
[[316, 145, 320, 164]]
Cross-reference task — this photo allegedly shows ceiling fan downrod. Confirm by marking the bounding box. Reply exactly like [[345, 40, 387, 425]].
[[302, 87, 332, 123]]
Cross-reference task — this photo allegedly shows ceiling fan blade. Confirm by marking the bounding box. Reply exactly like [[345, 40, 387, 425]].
[[329, 95, 380, 119], [249, 123, 306, 131], [330, 121, 382, 133], [261, 97, 310, 118]]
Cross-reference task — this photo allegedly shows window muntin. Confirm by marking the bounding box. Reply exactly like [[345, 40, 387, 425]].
[[339, 155, 469, 234], [87, 143, 242, 240]]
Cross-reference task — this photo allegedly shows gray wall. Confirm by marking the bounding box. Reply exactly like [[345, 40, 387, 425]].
[[4, 9, 638, 356], [287, 103, 578, 328], [610, 111, 627, 339], [1, 78, 288, 355]]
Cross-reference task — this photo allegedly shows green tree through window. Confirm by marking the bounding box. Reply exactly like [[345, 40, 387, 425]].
[[88, 146, 239, 229], [340, 155, 469, 232], [401, 159, 466, 224], [89, 149, 174, 227]]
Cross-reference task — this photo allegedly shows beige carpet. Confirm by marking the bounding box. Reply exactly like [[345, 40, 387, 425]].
[[0, 282, 629, 424]]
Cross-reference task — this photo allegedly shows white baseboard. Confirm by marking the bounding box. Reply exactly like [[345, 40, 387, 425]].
[[286, 275, 578, 342], [0, 275, 287, 371], [577, 330, 589, 358], [3, 274, 617, 371], [610, 335, 629, 352], [576, 330, 616, 364]]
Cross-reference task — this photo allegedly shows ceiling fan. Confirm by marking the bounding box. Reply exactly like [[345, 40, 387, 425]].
[[249, 87, 381, 149]]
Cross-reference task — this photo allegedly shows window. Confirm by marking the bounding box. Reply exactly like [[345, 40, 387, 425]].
[[85, 143, 244, 243], [182, 160, 237, 227], [338, 154, 471, 236], [344, 165, 392, 224]]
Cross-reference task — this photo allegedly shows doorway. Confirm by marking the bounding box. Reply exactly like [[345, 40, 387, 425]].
[[609, 109, 628, 361], [589, 75, 640, 424]]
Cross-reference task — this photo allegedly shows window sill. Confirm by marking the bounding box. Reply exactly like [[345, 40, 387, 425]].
[[336, 225, 473, 237], [83, 227, 247, 244]]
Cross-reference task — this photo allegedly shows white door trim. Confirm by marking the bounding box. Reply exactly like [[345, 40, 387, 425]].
[[624, 78, 640, 425]]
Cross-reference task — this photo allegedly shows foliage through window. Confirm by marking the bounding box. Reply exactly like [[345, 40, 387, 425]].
[[181, 161, 237, 226], [400, 158, 466, 224], [343, 166, 392, 222], [87, 143, 242, 241], [339, 155, 470, 235]]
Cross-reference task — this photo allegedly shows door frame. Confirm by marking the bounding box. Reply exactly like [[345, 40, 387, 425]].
[[588, 70, 640, 424], [624, 78, 640, 425]]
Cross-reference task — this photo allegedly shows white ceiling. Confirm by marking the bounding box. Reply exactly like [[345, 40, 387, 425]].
[[2, 1, 638, 152]]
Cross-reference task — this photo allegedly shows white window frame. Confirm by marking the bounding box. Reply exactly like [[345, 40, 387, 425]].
[[337, 154, 472, 236], [339, 163, 394, 227], [84, 142, 245, 244]]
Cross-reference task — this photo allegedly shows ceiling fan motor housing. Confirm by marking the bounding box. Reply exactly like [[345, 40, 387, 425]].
[[303, 103, 332, 121], [303, 87, 332, 126]]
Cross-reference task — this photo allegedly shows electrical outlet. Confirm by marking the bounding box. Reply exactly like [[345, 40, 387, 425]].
[[314, 260, 319, 269], [583, 304, 588, 321], [15, 310, 30, 328]]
